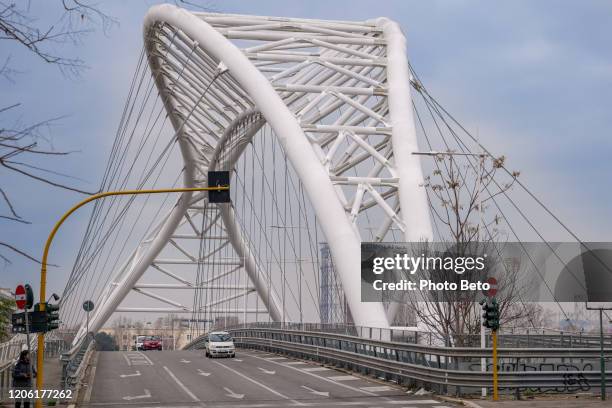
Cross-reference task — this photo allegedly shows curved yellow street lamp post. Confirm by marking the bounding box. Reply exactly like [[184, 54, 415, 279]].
[[35, 185, 228, 408]]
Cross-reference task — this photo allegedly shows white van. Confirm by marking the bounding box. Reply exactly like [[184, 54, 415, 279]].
[[135, 335, 147, 351], [204, 331, 236, 358]]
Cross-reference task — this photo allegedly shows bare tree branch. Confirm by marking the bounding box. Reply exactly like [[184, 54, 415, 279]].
[[0, 186, 19, 218], [0, 102, 94, 265], [1, 159, 94, 194], [0, 0, 119, 76], [0, 242, 41, 264], [0, 215, 30, 224]]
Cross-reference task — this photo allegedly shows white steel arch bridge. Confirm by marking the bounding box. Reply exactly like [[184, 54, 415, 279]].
[[60, 4, 433, 346], [58, 4, 587, 347]]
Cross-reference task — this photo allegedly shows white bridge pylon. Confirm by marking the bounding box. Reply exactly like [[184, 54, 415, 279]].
[[77, 4, 432, 343]]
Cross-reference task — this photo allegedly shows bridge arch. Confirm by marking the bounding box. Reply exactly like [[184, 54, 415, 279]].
[[75, 4, 431, 344]]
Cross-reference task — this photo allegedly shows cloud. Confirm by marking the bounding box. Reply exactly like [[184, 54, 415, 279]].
[[1, 1, 610, 315]]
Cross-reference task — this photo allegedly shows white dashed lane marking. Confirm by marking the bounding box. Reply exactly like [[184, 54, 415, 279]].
[[328, 375, 360, 381], [360, 386, 395, 392]]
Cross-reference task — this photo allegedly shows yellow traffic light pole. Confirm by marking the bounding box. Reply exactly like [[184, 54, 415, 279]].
[[35, 186, 228, 408], [492, 329, 499, 401]]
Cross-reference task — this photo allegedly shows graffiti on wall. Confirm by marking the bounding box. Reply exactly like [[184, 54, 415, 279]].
[[467, 361, 593, 393]]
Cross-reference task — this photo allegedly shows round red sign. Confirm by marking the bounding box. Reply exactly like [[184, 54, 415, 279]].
[[485, 277, 498, 297], [15, 284, 26, 310]]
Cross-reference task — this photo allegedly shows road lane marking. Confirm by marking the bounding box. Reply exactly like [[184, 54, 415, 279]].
[[303, 367, 329, 372], [213, 360, 304, 405], [122, 389, 151, 401], [180, 359, 191, 363], [246, 354, 378, 397], [223, 387, 245, 399], [122, 353, 132, 366], [359, 386, 394, 392], [265, 357, 287, 360], [197, 369, 211, 376], [285, 361, 307, 365], [163, 366, 200, 402], [119, 370, 141, 378], [83, 353, 98, 404], [137, 351, 154, 365], [386, 400, 440, 405], [328, 375, 360, 381], [301, 385, 329, 397], [258, 367, 276, 375]]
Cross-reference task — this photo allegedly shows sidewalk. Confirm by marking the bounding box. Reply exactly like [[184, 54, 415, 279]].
[[42, 357, 63, 389], [0, 357, 63, 407]]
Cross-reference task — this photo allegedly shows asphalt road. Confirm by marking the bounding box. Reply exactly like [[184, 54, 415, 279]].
[[86, 349, 457, 407]]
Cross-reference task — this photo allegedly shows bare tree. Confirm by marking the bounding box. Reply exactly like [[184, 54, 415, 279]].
[[1, 1, 216, 267], [401, 152, 542, 346], [0, 1, 117, 77], [0, 1, 118, 265]]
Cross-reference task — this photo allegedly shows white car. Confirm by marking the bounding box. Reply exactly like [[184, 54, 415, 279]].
[[135, 335, 147, 351], [204, 331, 236, 358]]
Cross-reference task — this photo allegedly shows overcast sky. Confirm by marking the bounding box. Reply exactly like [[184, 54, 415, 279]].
[[1, 0, 611, 299]]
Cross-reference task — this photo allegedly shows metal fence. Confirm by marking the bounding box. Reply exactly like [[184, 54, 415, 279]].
[[187, 325, 612, 396], [204, 322, 612, 348], [0, 335, 66, 402], [61, 334, 94, 390]]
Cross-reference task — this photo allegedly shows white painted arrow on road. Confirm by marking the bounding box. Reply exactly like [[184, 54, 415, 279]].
[[223, 387, 244, 399], [119, 370, 141, 378], [301, 385, 329, 397], [123, 389, 151, 401], [197, 369, 211, 376], [180, 359, 191, 363], [258, 367, 276, 375]]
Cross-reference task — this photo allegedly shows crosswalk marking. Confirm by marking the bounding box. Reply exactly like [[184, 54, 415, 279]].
[[123, 352, 153, 366]]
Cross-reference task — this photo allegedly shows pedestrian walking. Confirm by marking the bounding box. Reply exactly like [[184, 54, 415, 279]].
[[12, 350, 36, 408]]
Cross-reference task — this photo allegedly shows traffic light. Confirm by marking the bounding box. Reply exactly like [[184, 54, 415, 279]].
[[11, 310, 47, 333], [11, 312, 27, 333], [480, 298, 500, 331], [208, 171, 230, 203], [45, 302, 60, 331], [24, 284, 34, 309]]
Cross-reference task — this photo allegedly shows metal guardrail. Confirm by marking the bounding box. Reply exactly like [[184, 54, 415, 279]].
[[187, 326, 612, 395], [206, 322, 612, 348], [61, 334, 94, 390], [0, 335, 28, 364]]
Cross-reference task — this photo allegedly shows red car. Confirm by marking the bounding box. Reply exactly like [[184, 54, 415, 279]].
[[141, 336, 162, 351]]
